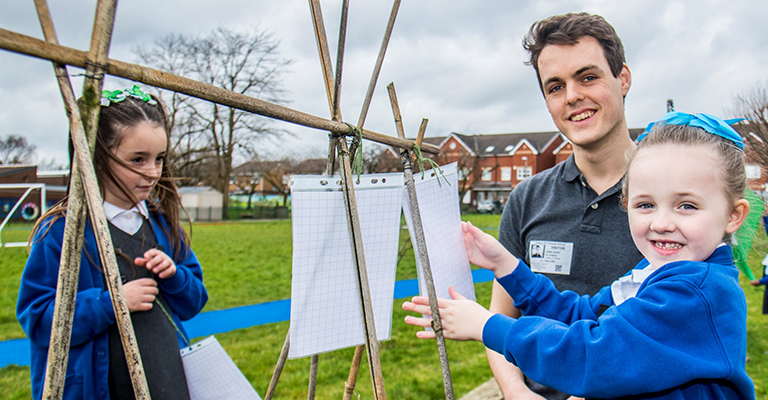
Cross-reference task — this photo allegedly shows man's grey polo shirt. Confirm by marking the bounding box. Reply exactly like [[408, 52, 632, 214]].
[[499, 155, 644, 296]]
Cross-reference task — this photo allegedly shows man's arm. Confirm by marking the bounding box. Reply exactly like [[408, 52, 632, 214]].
[[486, 280, 545, 399]]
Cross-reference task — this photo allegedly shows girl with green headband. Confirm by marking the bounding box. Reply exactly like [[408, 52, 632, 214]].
[[17, 86, 207, 400], [404, 113, 755, 399]]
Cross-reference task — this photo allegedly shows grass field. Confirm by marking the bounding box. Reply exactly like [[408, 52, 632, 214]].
[[1, 213, 767, 399]]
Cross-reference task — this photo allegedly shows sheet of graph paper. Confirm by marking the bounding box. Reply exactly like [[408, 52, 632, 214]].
[[289, 173, 403, 359], [403, 162, 476, 303], [180, 336, 262, 400]]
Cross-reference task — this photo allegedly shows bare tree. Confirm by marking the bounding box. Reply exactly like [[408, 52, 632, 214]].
[[0, 135, 36, 165], [436, 147, 478, 204], [731, 81, 768, 167], [135, 27, 292, 218]]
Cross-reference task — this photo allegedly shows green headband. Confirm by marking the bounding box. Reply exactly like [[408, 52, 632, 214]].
[[100, 85, 157, 107]]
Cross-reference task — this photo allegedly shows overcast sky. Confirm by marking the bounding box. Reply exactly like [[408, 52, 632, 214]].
[[2, 0, 767, 167]]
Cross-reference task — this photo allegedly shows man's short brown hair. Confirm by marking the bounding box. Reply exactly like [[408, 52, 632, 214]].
[[523, 13, 626, 92]]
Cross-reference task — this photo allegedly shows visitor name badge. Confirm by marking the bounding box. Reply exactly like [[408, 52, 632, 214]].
[[528, 240, 573, 275]]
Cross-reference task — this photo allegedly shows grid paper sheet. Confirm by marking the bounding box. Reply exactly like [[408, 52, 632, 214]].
[[403, 162, 476, 303], [180, 336, 262, 400], [289, 173, 403, 359]]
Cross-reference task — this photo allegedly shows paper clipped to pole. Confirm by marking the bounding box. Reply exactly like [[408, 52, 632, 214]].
[[288, 173, 403, 359], [403, 162, 476, 303]]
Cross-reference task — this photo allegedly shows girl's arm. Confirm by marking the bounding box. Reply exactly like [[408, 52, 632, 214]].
[[463, 221, 609, 322], [483, 272, 739, 398], [16, 221, 115, 347]]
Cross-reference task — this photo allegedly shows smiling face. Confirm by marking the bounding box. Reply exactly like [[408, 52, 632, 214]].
[[102, 121, 167, 210], [626, 143, 746, 269], [537, 36, 631, 151]]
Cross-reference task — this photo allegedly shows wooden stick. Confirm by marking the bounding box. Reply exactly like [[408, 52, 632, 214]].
[[341, 1, 404, 396], [82, 2, 151, 398], [356, 0, 402, 130], [308, 354, 319, 400], [0, 28, 439, 155], [308, 0, 336, 119], [331, 0, 350, 123], [264, 332, 290, 400], [336, 138, 387, 400], [387, 82, 455, 400], [34, 1, 151, 399], [33, 3, 88, 398], [342, 348, 364, 400], [410, 118, 428, 166], [79, 0, 115, 151], [306, 1, 387, 397]]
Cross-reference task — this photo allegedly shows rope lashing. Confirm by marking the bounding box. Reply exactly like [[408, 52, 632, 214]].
[[344, 122, 364, 182], [412, 143, 449, 187]]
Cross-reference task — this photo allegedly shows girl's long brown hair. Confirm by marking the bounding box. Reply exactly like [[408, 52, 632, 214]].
[[31, 93, 191, 260]]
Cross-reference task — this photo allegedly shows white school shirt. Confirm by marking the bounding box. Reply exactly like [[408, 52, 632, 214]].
[[610, 243, 730, 305], [102, 200, 149, 235]]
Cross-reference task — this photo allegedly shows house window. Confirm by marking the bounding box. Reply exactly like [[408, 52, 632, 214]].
[[481, 168, 492, 181], [449, 142, 457, 150], [458, 168, 470, 180], [746, 164, 761, 179], [501, 167, 512, 181], [517, 166, 532, 180]]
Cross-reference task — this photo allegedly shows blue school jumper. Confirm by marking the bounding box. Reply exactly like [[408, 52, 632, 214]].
[[16, 213, 208, 400], [483, 245, 755, 399]]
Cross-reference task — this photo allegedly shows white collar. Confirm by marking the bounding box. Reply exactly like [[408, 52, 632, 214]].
[[103, 201, 149, 235], [103, 200, 149, 221], [610, 264, 656, 306]]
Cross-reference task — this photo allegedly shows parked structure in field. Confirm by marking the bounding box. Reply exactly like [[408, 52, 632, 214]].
[[177, 186, 224, 222]]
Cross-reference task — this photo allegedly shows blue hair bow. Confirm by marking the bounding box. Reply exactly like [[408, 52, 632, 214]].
[[639, 111, 745, 151]]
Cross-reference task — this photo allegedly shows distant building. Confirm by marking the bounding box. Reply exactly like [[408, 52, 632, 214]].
[[178, 186, 223, 221], [731, 122, 768, 193], [381, 129, 644, 208]]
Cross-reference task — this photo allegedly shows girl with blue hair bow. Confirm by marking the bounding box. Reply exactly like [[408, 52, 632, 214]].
[[404, 112, 756, 399]]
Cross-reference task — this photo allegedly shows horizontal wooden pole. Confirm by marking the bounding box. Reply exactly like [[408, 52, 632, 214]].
[[0, 28, 440, 155]]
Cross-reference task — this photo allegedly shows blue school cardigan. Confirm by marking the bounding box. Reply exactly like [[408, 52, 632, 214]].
[[17, 213, 208, 400], [483, 245, 755, 400]]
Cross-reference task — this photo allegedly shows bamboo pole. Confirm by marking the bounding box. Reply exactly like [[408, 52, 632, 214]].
[[79, 0, 116, 151], [342, 1, 403, 397], [308, 354, 319, 400], [356, 0, 402, 130], [0, 28, 439, 155], [264, 333, 290, 400], [306, 1, 386, 398], [387, 82, 455, 400], [309, 0, 366, 393], [33, 3, 89, 398], [336, 137, 387, 400], [411, 118, 428, 166], [33, 1, 151, 398]]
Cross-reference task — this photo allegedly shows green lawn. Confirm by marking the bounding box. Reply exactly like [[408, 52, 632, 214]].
[[1, 215, 767, 398]]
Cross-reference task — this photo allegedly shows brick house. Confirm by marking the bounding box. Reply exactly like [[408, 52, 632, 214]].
[[381, 129, 645, 208]]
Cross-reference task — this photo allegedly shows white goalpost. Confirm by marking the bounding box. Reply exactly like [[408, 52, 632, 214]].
[[0, 183, 47, 247]]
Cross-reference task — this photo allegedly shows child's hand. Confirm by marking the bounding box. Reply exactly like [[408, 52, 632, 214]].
[[462, 221, 519, 278], [135, 249, 176, 279], [402, 286, 492, 342], [123, 278, 159, 312], [750, 279, 761, 287]]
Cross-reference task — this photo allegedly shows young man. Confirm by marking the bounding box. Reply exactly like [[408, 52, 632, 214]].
[[488, 13, 644, 400]]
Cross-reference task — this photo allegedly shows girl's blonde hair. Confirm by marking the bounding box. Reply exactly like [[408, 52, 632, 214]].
[[622, 123, 746, 211], [31, 93, 190, 260]]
